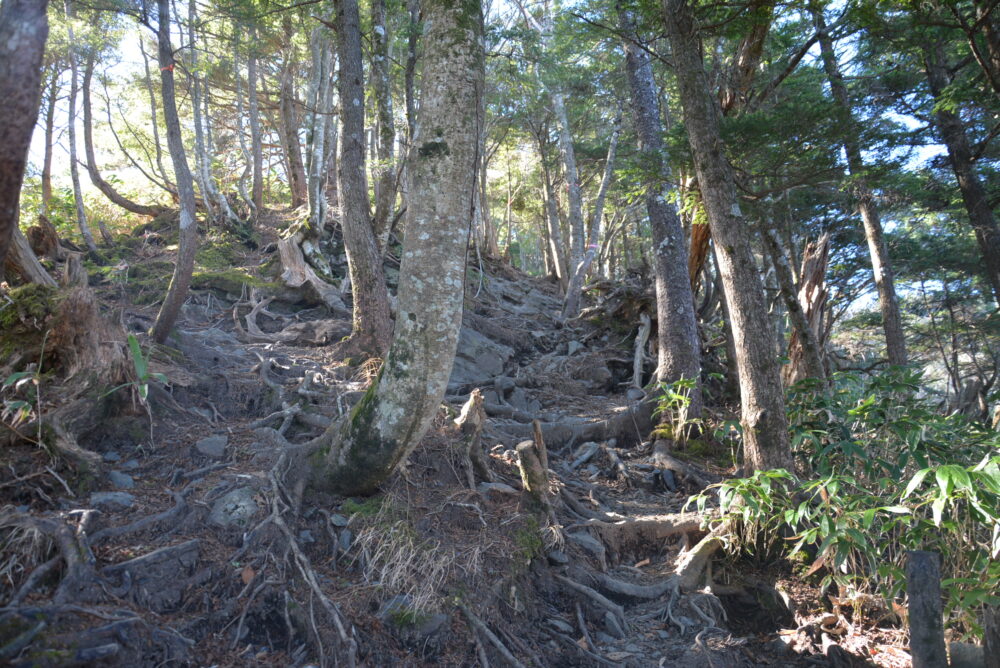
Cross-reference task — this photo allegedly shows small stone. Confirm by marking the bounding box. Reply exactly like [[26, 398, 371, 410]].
[[108, 471, 135, 489], [546, 618, 575, 634], [477, 482, 518, 497], [208, 487, 258, 529], [338, 529, 353, 552], [195, 435, 228, 460], [595, 632, 617, 645], [91, 491, 136, 509], [624, 643, 642, 653], [416, 613, 449, 637], [604, 611, 625, 639], [378, 595, 414, 623], [546, 550, 570, 566], [657, 630, 670, 639], [298, 530, 315, 544], [567, 341, 583, 356], [121, 459, 140, 471], [328, 513, 349, 527], [102, 451, 121, 462]]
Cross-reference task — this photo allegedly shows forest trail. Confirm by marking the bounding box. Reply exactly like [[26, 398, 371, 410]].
[[0, 236, 893, 667]]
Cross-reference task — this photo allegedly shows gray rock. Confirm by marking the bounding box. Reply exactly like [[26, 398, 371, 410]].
[[448, 327, 514, 392], [567, 531, 607, 571], [567, 341, 583, 356], [102, 451, 121, 462], [656, 630, 670, 639], [298, 530, 315, 544], [546, 550, 570, 566], [477, 482, 518, 497], [546, 618, 575, 634], [416, 613, 449, 637], [121, 459, 140, 470], [378, 595, 414, 623], [209, 487, 258, 529], [328, 513, 349, 527], [624, 644, 642, 654], [595, 632, 617, 645], [92, 492, 136, 509], [604, 611, 625, 639], [338, 529, 353, 552], [108, 471, 135, 490], [195, 435, 228, 460]]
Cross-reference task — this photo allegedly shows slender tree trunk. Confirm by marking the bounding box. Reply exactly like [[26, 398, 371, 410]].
[[925, 45, 1000, 308], [139, 38, 170, 187], [280, 18, 307, 209], [550, 90, 587, 274], [562, 115, 621, 318], [335, 0, 392, 355], [234, 54, 255, 217], [371, 0, 397, 244], [664, 0, 791, 471], [306, 28, 331, 230], [812, 5, 908, 364], [309, 0, 484, 496], [82, 54, 165, 217], [150, 0, 199, 344], [622, 8, 703, 417], [200, 74, 240, 224], [0, 0, 49, 270], [65, 0, 101, 251], [248, 27, 264, 212], [41, 70, 58, 217]]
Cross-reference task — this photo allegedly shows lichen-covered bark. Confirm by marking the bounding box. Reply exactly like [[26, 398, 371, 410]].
[[621, 8, 702, 417], [664, 0, 791, 471], [334, 0, 392, 354], [311, 0, 484, 496], [0, 0, 48, 270]]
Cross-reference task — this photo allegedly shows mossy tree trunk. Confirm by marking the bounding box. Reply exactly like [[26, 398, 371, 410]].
[[0, 0, 48, 271], [310, 0, 484, 496], [150, 0, 199, 344]]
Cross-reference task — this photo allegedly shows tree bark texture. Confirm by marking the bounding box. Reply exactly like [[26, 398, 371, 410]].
[[311, 0, 484, 496], [41, 70, 58, 216], [248, 27, 264, 212], [279, 23, 308, 209], [925, 45, 1000, 308], [0, 0, 48, 270], [905, 551, 948, 668], [335, 0, 393, 355], [371, 0, 397, 244], [65, 0, 101, 251], [664, 0, 791, 471], [150, 0, 199, 344], [622, 7, 703, 417], [813, 5, 908, 364]]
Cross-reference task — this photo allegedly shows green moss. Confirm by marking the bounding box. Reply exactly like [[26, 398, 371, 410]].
[[417, 140, 449, 159], [342, 496, 384, 517], [389, 607, 429, 628], [190, 269, 278, 294], [195, 242, 240, 270], [0, 284, 59, 330], [513, 516, 543, 564]]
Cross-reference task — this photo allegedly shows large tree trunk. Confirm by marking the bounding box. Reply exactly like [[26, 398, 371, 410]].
[[664, 0, 791, 472], [622, 8, 703, 418], [82, 54, 165, 218], [65, 0, 102, 251], [812, 5, 908, 365], [335, 0, 392, 355], [562, 116, 621, 319], [150, 0, 199, 344], [0, 0, 48, 270], [309, 0, 484, 496], [925, 45, 1000, 308], [248, 27, 264, 213]]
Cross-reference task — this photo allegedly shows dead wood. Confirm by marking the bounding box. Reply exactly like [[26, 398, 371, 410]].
[[277, 234, 349, 316], [516, 439, 553, 517], [567, 512, 704, 556], [5, 225, 57, 286], [595, 573, 677, 604], [676, 533, 724, 592], [652, 439, 711, 490], [498, 399, 655, 449], [456, 389, 493, 487]]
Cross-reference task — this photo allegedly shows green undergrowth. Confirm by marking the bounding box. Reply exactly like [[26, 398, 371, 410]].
[[691, 368, 1000, 640]]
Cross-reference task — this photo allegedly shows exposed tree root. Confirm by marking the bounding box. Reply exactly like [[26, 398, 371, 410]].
[[675, 533, 724, 592], [458, 602, 528, 668], [554, 574, 627, 632]]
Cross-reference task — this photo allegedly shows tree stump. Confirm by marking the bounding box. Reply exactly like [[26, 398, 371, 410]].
[[906, 550, 947, 668]]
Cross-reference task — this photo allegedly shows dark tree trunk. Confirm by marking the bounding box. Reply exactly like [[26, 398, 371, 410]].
[[0, 0, 49, 270], [664, 0, 791, 471], [621, 7, 703, 417], [310, 0, 484, 496], [41, 69, 58, 216], [371, 0, 397, 244], [150, 0, 199, 344], [335, 0, 393, 355], [813, 5, 908, 364], [82, 54, 165, 217], [925, 45, 1000, 308], [280, 19, 307, 209], [248, 28, 264, 212]]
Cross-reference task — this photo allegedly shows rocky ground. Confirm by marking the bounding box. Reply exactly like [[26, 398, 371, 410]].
[[0, 231, 913, 667]]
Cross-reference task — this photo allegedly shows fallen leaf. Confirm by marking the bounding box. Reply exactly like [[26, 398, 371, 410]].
[[241, 565, 255, 585]]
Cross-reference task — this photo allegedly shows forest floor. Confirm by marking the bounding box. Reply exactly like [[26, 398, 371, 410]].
[[0, 215, 915, 667]]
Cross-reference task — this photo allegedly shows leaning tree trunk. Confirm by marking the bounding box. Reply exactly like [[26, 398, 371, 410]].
[[925, 45, 1000, 308], [308, 0, 484, 496], [0, 0, 48, 270], [65, 0, 102, 251], [622, 8, 703, 418], [149, 0, 199, 344], [335, 0, 393, 355], [664, 0, 791, 472], [82, 54, 165, 218], [562, 115, 621, 319], [813, 5, 908, 365]]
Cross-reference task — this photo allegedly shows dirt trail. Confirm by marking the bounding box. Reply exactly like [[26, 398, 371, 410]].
[[0, 253, 857, 667]]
